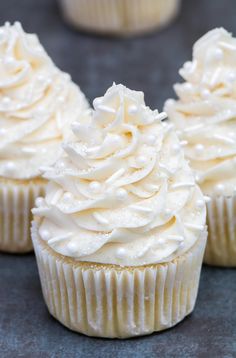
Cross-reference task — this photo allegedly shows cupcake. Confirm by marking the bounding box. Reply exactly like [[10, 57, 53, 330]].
[[32, 84, 206, 338], [165, 28, 236, 267], [0, 22, 88, 253], [59, 0, 181, 36]]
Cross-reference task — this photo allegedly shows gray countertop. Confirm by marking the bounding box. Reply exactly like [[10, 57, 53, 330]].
[[0, 0, 235, 357]]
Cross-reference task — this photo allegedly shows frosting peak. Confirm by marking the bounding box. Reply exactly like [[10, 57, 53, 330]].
[[33, 84, 206, 266], [165, 28, 236, 196], [0, 22, 87, 179]]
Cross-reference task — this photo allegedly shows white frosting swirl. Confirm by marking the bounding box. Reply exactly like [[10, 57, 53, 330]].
[[33, 84, 206, 266], [165, 28, 236, 196], [0, 22, 88, 179]]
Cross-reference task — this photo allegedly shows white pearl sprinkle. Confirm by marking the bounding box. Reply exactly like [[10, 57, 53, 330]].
[[136, 155, 147, 167], [2, 96, 11, 105], [144, 134, 156, 145], [227, 72, 236, 82], [195, 143, 204, 153], [196, 199, 205, 208], [172, 143, 180, 153], [128, 105, 138, 115], [37, 74, 46, 82], [229, 132, 235, 138], [213, 48, 223, 61], [116, 188, 128, 201], [116, 247, 127, 259], [57, 161, 66, 168], [164, 208, 172, 217], [4, 161, 15, 172], [67, 241, 78, 254], [201, 88, 210, 98], [58, 96, 65, 103], [4, 56, 14, 66], [35, 197, 44, 207], [40, 230, 51, 240], [0, 128, 7, 135], [89, 181, 101, 193], [215, 183, 225, 194], [158, 238, 165, 245], [63, 192, 73, 201]]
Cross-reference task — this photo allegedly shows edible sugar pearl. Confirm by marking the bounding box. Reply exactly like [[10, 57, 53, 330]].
[[4, 56, 14, 67], [89, 181, 101, 193], [67, 241, 78, 254], [213, 48, 223, 61], [227, 72, 236, 83], [0, 128, 6, 135], [2, 96, 11, 105], [37, 74, 46, 82], [63, 192, 73, 201], [58, 96, 65, 104], [195, 143, 204, 153], [128, 105, 138, 115], [215, 183, 225, 194], [136, 155, 147, 167], [164, 208, 172, 217], [35, 197, 44, 207], [4, 161, 15, 173], [116, 247, 127, 259], [40, 230, 51, 240], [116, 188, 128, 201], [172, 143, 181, 153], [201, 88, 210, 98], [196, 199, 205, 209], [144, 134, 156, 146]]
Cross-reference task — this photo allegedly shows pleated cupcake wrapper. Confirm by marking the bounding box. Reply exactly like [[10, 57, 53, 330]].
[[32, 221, 206, 338], [204, 194, 236, 267], [60, 0, 180, 35], [0, 180, 46, 253]]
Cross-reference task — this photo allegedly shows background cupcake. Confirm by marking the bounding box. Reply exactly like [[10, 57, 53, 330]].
[[0, 22, 88, 253], [32, 83, 206, 338], [165, 28, 236, 266], [59, 0, 181, 36]]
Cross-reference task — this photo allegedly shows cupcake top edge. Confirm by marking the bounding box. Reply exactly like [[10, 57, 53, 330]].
[[165, 27, 236, 197], [33, 83, 206, 267], [0, 21, 88, 180]]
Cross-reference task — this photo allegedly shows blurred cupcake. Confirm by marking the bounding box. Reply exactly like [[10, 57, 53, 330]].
[[165, 28, 236, 267], [32, 83, 206, 338], [0, 22, 88, 253], [59, 0, 181, 36]]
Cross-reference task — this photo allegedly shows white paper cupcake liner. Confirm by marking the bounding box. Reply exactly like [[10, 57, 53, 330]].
[[32, 221, 206, 338], [59, 0, 181, 36], [0, 179, 46, 253], [204, 195, 236, 267]]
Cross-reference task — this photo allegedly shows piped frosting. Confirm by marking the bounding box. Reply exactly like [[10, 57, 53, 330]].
[[165, 28, 236, 196], [0, 22, 88, 179], [33, 84, 206, 266]]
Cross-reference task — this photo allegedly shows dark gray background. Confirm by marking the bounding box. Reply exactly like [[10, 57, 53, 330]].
[[0, 0, 236, 357]]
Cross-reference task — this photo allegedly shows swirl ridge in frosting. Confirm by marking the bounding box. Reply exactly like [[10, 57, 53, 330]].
[[33, 83, 206, 266], [165, 28, 236, 196], [0, 22, 88, 179]]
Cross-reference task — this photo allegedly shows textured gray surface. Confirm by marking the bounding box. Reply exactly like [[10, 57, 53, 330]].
[[0, 0, 236, 357]]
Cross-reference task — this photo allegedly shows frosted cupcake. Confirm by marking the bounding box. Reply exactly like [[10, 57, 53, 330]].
[[165, 28, 236, 267], [59, 0, 181, 36], [32, 84, 206, 338], [0, 22, 88, 253]]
